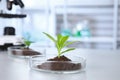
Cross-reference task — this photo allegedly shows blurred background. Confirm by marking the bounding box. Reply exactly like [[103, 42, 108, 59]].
[[0, 0, 120, 50]]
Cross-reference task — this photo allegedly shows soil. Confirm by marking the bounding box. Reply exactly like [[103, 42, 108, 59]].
[[12, 48, 41, 56], [37, 55, 81, 71]]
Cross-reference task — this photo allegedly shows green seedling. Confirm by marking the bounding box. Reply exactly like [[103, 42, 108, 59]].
[[24, 39, 33, 49], [43, 32, 76, 58]]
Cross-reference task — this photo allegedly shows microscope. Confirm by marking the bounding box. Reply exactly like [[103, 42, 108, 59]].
[[6, 0, 24, 10]]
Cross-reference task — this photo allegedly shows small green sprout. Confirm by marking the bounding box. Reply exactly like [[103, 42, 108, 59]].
[[23, 33, 33, 49], [43, 32, 76, 58], [24, 39, 33, 49]]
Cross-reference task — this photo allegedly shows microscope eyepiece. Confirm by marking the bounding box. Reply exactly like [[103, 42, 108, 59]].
[[6, 0, 24, 10], [14, 0, 24, 8]]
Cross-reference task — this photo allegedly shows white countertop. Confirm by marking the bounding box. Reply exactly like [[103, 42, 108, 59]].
[[0, 48, 120, 80]]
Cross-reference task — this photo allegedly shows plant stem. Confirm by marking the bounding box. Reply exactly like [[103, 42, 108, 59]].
[[26, 46, 29, 49], [58, 50, 61, 58]]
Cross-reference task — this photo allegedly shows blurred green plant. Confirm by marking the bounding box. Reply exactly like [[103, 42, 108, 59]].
[[24, 39, 33, 49]]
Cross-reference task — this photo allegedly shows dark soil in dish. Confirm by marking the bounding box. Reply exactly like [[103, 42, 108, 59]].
[[37, 55, 81, 71], [12, 48, 41, 56]]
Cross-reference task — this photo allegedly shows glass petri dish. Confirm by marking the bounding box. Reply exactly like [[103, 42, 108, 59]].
[[7, 46, 45, 59], [29, 55, 86, 74]]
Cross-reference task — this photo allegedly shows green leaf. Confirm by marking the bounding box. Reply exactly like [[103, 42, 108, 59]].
[[57, 34, 62, 48], [56, 42, 60, 50], [60, 36, 69, 48], [63, 41, 76, 47], [57, 34, 62, 42], [24, 40, 32, 47], [61, 48, 75, 54], [43, 32, 56, 43], [61, 36, 69, 45]]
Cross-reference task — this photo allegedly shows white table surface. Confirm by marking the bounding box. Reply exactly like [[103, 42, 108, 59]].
[[0, 48, 120, 80]]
